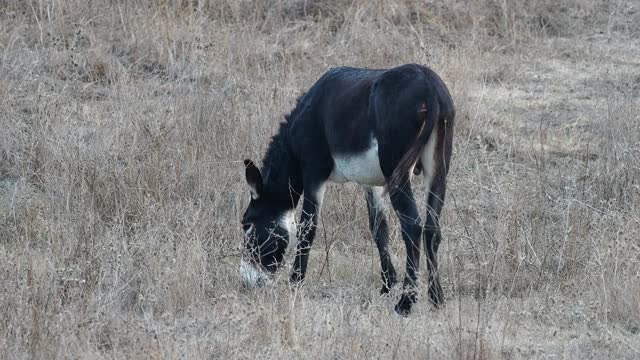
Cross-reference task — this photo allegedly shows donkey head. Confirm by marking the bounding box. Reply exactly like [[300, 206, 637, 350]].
[[240, 159, 295, 288]]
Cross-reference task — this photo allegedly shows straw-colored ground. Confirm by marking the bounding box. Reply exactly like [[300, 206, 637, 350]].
[[1, 1, 639, 358]]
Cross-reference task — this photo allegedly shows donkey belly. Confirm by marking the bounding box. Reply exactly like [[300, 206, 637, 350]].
[[329, 138, 386, 186]]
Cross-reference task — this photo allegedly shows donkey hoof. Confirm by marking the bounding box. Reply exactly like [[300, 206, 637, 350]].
[[289, 272, 305, 285], [429, 292, 445, 308], [394, 294, 415, 316], [380, 280, 397, 296], [380, 284, 392, 295], [380, 270, 397, 295], [394, 301, 412, 317], [428, 284, 445, 308]]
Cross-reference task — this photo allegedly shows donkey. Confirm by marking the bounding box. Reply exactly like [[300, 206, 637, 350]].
[[240, 63, 455, 315]]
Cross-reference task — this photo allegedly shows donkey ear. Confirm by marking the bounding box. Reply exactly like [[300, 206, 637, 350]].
[[244, 159, 263, 199]]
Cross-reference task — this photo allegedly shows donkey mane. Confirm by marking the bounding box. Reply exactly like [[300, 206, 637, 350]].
[[259, 118, 302, 205], [259, 92, 309, 198]]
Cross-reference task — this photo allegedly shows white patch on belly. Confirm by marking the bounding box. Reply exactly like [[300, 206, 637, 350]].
[[420, 124, 438, 192], [329, 138, 385, 186], [240, 258, 273, 288]]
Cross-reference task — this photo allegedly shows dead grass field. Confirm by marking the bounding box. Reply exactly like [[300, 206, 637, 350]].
[[1, 0, 640, 358]]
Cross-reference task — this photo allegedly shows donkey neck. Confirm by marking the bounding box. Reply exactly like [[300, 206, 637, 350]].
[[260, 123, 303, 209]]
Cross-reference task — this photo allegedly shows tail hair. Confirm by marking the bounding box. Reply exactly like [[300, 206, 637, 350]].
[[384, 102, 438, 195]]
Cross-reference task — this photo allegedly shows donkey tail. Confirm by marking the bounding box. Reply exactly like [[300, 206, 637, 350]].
[[384, 101, 438, 195]]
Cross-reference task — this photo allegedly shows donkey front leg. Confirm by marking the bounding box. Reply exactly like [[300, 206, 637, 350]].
[[290, 183, 326, 284], [388, 182, 422, 316]]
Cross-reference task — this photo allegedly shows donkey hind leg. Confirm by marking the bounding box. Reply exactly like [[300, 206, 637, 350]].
[[424, 177, 447, 306], [364, 186, 397, 294], [388, 180, 422, 316], [290, 182, 326, 284]]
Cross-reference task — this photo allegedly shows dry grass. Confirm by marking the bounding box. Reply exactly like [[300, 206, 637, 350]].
[[1, 0, 640, 358]]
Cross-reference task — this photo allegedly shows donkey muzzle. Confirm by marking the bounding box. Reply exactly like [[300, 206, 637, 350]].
[[240, 258, 273, 288]]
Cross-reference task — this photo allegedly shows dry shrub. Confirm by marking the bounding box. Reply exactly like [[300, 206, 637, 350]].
[[450, 331, 498, 360], [608, 278, 640, 333]]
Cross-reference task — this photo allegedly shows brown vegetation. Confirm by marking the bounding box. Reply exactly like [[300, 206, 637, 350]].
[[1, 0, 639, 358]]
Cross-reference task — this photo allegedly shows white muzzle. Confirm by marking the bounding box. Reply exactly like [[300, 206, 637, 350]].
[[240, 258, 273, 288]]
